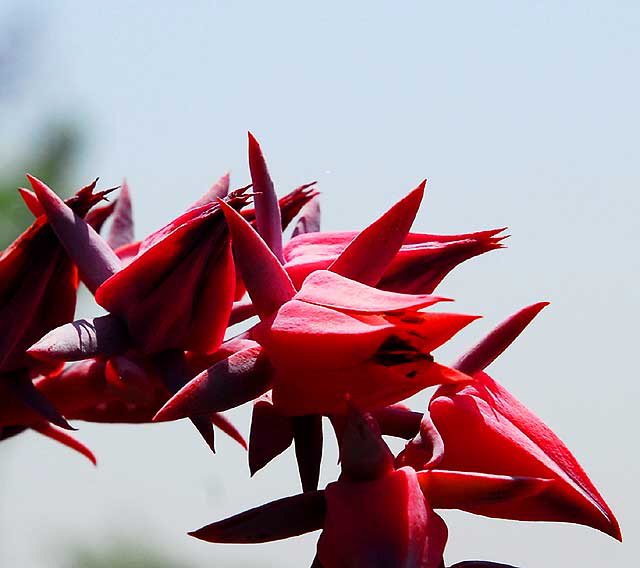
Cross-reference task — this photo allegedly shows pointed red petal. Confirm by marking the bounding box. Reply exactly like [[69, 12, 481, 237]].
[[27, 175, 122, 293], [218, 197, 295, 319], [28, 314, 130, 362], [248, 132, 284, 261], [106, 180, 134, 249], [328, 181, 425, 285], [18, 188, 44, 216], [292, 196, 321, 237], [454, 302, 549, 375], [210, 412, 247, 449], [31, 422, 97, 465], [190, 490, 326, 543], [154, 346, 275, 421], [296, 270, 447, 313], [10, 372, 74, 430]]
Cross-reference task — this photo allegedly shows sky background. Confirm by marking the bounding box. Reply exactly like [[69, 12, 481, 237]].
[[0, 1, 638, 566]]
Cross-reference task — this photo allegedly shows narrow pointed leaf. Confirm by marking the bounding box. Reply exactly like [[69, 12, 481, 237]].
[[28, 314, 130, 362], [9, 372, 74, 430], [328, 181, 425, 285], [218, 198, 295, 319], [190, 490, 326, 543], [31, 422, 97, 465], [248, 132, 284, 261], [293, 414, 323, 492], [154, 346, 275, 421], [249, 393, 294, 475], [28, 175, 122, 292], [210, 412, 247, 449], [454, 302, 549, 375]]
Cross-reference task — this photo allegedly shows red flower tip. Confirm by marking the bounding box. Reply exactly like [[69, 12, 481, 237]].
[[31, 422, 97, 466], [248, 393, 294, 475], [18, 187, 44, 216], [329, 180, 426, 286], [247, 132, 284, 262], [454, 302, 549, 375], [106, 179, 135, 250]]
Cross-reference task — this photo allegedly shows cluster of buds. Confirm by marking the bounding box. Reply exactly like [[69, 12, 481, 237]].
[[0, 134, 620, 566]]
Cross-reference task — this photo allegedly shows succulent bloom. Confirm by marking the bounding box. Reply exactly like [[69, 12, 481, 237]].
[[190, 406, 549, 568], [154, 191, 475, 421], [396, 303, 621, 540]]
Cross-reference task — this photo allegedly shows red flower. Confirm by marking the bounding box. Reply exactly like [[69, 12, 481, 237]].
[[154, 188, 475, 421], [397, 303, 621, 540]]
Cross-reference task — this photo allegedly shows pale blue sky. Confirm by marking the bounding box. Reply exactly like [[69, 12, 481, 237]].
[[1, 1, 638, 567]]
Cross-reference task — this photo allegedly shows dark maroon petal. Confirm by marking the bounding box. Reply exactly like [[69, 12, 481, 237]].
[[8, 371, 73, 430], [328, 181, 425, 286], [339, 404, 395, 482], [373, 405, 422, 439], [190, 490, 326, 543], [293, 414, 324, 492], [249, 394, 294, 475]]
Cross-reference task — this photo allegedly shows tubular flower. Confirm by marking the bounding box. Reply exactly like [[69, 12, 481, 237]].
[[396, 303, 621, 540]]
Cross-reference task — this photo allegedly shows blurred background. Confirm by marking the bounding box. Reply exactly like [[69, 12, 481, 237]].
[[0, 1, 638, 567]]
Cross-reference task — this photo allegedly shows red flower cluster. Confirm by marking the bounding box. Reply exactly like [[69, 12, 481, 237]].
[[0, 134, 620, 566]]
